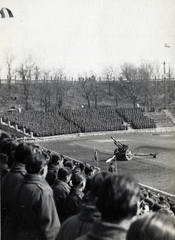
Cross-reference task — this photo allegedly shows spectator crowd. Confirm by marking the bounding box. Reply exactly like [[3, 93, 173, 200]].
[[1, 132, 175, 240]]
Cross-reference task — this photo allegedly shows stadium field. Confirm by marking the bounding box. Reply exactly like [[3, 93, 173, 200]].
[[37, 131, 175, 195]]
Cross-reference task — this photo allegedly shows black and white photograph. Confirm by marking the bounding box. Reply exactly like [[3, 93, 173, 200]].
[[1, 0, 175, 239]]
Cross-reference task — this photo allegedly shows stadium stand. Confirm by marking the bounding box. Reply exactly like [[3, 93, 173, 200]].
[[144, 110, 175, 128], [0, 107, 157, 137], [116, 108, 156, 129]]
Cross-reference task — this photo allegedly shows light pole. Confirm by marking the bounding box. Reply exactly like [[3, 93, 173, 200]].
[[164, 43, 170, 108], [163, 61, 167, 109]]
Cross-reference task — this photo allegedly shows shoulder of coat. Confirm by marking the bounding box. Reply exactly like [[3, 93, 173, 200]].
[[36, 181, 52, 194]]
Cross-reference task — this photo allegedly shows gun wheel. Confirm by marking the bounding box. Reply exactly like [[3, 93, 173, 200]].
[[125, 149, 133, 161]]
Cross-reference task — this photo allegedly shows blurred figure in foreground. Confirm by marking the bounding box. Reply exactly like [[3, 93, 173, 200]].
[[127, 212, 175, 240], [56, 172, 108, 240], [77, 174, 140, 240]]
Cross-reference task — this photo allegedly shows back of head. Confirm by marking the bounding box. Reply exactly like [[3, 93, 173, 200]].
[[88, 171, 109, 201], [51, 153, 62, 165], [0, 132, 11, 141], [25, 150, 48, 175], [127, 212, 175, 240], [71, 172, 86, 187], [57, 167, 72, 181], [96, 174, 140, 222], [14, 142, 35, 164]]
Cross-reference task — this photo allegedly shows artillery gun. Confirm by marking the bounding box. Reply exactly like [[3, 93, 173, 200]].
[[111, 136, 133, 161]]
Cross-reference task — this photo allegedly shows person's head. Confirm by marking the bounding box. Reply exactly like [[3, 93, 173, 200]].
[[71, 172, 86, 190], [14, 142, 35, 164], [25, 151, 49, 178], [0, 132, 11, 142], [85, 165, 94, 177], [88, 171, 109, 204], [127, 212, 175, 240], [96, 174, 140, 222], [57, 167, 72, 183], [64, 160, 73, 169], [51, 153, 63, 167], [79, 162, 85, 172]]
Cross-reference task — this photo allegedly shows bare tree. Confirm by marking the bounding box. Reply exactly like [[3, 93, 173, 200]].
[[37, 70, 52, 111], [103, 67, 115, 95], [111, 80, 120, 107], [16, 57, 35, 110], [90, 75, 100, 109], [138, 62, 154, 110], [119, 63, 142, 108], [53, 68, 70, 109], [78, 76, 95, 109]]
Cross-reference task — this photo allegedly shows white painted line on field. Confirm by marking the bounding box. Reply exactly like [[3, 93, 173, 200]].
[[72, 142, 113, 154]]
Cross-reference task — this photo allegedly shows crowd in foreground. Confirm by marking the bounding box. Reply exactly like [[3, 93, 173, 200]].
[[1, 132, 175, 240]]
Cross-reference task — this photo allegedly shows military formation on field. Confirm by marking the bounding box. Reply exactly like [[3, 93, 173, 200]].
[[0, 107, 156, 137]]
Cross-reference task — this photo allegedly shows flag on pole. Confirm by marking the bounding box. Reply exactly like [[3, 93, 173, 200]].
[[94, 150, 98, 162], [0, 8, 14, 18], [165, 43, 170, 48]]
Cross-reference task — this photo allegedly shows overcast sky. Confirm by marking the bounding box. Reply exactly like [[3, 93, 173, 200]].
[[1, 0, 175, 78]]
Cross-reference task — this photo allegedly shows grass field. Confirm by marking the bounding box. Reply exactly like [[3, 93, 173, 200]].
[[37, 131, 175, 195]]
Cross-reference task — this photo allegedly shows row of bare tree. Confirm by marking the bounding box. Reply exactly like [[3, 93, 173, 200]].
[[0, 55, 175, 111]]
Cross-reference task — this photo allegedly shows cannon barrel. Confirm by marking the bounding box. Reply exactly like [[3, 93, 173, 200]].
[[111, 137, 124, 150], [111, 136, 132, 161], [117, 141, 124, 149]]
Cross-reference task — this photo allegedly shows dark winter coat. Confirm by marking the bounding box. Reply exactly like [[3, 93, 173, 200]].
[[52, 179, 71, 223], [3, 174, 60, 240], [64, 187, 84, 219]]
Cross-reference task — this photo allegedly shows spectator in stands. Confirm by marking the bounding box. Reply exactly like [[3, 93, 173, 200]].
[[52, 167, 72, 223], [79, 162, 86, 173], [64, 172, 86, 220], [139, 201, 150, 215], [1, 142, 34, 227], [0, 137, 18, 177], [158, 207, 174, 217], [126, 212, 175, 240], [84, 165, 94, 178], [46, 153, 64, 186], [76, 174, 140, 240], [56, 172, 108, 240], [64, 159, 74, 170], [6, 149, 60, 240], [152, 195, 170, 212], [108, 162, 115, 173]]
